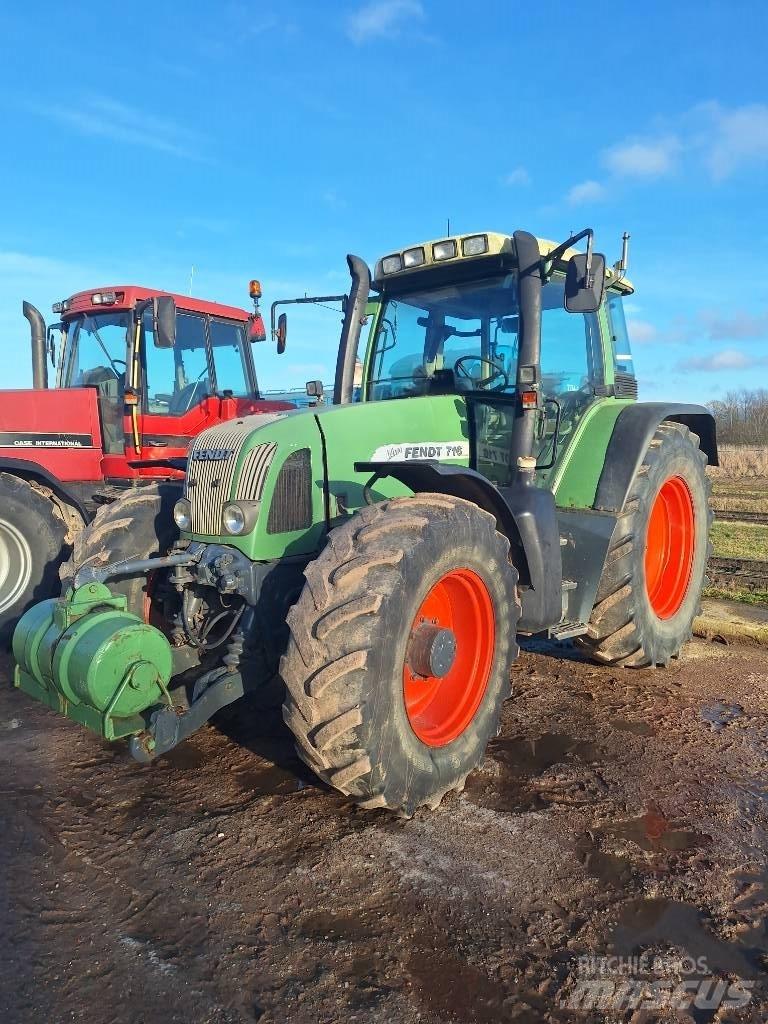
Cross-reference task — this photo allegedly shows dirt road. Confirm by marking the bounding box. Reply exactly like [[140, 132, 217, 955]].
[[2, 637, 768, 1023]]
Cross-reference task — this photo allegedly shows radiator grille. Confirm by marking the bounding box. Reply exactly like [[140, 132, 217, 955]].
[[237, 443, 278, 500], [184, 414, 284, 535], [267, 448, 312, 534]]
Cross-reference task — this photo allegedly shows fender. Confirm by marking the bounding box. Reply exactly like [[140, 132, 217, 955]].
[[594, 403, 718, 514], [0, 457, 91, 521], [354, 460, 562, 632]]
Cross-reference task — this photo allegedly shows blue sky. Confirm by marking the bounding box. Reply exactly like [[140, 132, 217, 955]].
[[1, 0, 767, 400]]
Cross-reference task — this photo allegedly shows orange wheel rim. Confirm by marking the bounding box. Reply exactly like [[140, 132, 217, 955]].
[[644, 476, 695, 619], [403, 568, 495, 747]]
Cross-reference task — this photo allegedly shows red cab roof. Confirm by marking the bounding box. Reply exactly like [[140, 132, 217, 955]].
[[62, 285, 251, 321]]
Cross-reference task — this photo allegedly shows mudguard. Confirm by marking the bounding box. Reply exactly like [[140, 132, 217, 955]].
[[594, 403, 717, 514], [354, 460, 562, 632], [0, 457, 91, 520]]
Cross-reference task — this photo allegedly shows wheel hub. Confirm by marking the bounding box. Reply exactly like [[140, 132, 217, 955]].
[[402, 567, 495, 748], [406, 623, 457, 679], [644, 475, 695, 620], [0, 518, 33, 616]]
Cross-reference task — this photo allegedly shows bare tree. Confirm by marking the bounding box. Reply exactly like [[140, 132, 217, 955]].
[[709, 389, 768, 445]]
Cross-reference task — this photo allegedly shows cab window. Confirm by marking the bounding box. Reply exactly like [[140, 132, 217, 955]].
[[143, 312, 211, 416], [606, 291, 635, 376], [209, 319, 251, 397]]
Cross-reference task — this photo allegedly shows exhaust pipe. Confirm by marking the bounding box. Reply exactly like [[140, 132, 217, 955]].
[[509, 231, 543, 479], [333, 255, 371, 405], [23, 301, 48, 389]]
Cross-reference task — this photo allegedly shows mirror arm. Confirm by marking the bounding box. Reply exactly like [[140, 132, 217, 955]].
[[270, 294, 348, 341], [543, 227, 594, 281]]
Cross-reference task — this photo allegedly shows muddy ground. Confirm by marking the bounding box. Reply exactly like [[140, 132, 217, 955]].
[[2, 637, 768, 1024]]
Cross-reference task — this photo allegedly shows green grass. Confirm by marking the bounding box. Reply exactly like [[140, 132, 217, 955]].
[[710, 521, 768, 561], [703, 586, 768, 607]]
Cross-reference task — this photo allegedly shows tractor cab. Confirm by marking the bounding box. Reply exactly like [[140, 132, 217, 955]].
[[38, 284, 290, 477], [358, 231, 635, 486]]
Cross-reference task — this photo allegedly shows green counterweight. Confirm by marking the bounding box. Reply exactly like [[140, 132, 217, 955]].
[[13, 583, 173, 740]]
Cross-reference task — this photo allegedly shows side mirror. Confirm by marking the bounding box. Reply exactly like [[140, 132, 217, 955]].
[[152, 295, 176, 348], [306, 379, 324, 398], [47, 325, 59, 367], [276, 312, 287, 354], [565, 252, 605, 313]]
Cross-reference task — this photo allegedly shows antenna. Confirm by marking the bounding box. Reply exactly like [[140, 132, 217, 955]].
[[447, 217, 450, 236], [189, 265, 195, 296]]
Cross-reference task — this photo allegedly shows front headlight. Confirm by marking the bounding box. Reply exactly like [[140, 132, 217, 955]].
[[173, 498, 192, 531], [223, 503, 246, 535]]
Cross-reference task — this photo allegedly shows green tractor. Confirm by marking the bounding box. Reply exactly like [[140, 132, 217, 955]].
[[13, 228, 716, 814]]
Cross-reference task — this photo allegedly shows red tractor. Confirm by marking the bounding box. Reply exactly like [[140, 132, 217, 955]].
[[0, 283, 294, 640]]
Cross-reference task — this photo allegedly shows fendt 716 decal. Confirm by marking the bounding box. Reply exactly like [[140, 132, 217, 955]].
[[370, 441, 469, 462]]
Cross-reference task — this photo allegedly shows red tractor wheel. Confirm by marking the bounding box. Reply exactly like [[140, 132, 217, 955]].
[[579, 422, 711, 667], [280, 494, 520, 814]]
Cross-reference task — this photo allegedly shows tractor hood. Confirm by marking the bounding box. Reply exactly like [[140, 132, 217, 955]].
[[0, 387, 103, 481]]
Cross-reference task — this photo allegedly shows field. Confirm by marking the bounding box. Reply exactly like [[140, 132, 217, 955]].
[[706, 445, 768, 603]]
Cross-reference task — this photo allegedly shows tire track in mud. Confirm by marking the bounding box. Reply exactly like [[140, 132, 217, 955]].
[[2, 640, 768, 1023]]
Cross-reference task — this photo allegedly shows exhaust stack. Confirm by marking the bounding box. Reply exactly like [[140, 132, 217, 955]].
[[23, 301, 48, 389]]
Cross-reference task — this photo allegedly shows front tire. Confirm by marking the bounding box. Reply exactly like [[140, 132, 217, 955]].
[[280, 495, 520, 814], [61, 483, 181, 620], [578, 422, 711, 667]]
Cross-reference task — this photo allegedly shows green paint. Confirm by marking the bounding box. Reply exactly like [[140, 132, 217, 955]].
[[550, 398, 633, 508], [13, 584, 173, 739]]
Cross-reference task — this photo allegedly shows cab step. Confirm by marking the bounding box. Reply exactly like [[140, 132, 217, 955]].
[[548, 621, 589, 641]]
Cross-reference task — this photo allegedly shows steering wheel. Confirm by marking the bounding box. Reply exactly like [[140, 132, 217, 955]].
[[454, 355, 509, 392], [108, 358, 127, 379], [171, 371, 210, 415]]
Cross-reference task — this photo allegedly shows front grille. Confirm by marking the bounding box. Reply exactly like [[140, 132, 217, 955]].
[[267, 448, 312, 534], [184, 414, 284, 535], [614, 373, 639, 399]]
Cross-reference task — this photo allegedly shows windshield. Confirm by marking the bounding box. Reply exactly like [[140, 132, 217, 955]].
[[367, 274, 600, 405], [368, 275, 520, 401], [62, 312, 129, 388]]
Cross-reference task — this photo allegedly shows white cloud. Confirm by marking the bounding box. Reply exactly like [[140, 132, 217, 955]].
[[566, 180, 606, 205], [698, 101, 768, 180], [346, 0, 424, 43], [626, 319, 658, 344], [679, 348, 767, 371], [701, 309, 768, 341], [502, 166, 530, 187], [25, 95, 205, 160], [603, 136, 681, 179]]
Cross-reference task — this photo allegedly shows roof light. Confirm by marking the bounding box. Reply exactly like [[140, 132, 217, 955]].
[[52, 300, 71, 314], [381, 254, 403, 275], [462, 234, 489, 257], [91, 291, 117, 306], [403, 246, 426, 268], [249, 279, 262, 299], [432, 239, 457, 261]]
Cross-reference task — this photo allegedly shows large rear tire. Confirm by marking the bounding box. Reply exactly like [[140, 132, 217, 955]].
[[280, 495, 520, 814], [0, 473, 69, 645], [61, 483, 181, 620], [578, 422, 711, 667]]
